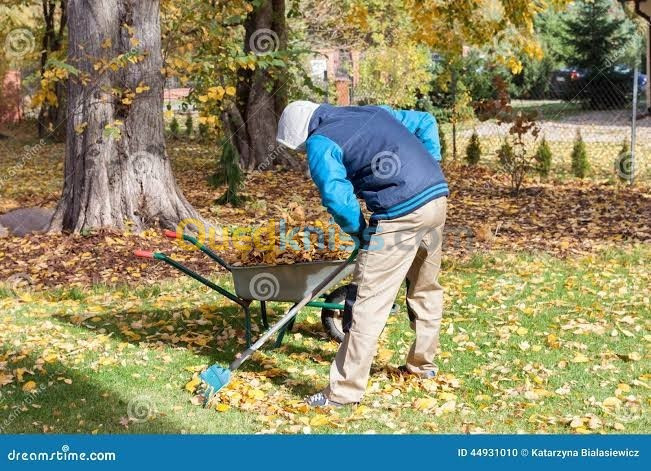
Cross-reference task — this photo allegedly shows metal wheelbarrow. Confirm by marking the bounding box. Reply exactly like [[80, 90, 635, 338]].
[[134, 230, 355, 349]]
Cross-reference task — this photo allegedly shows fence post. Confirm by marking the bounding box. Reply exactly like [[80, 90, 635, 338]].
[[630, 39, 640, 185]]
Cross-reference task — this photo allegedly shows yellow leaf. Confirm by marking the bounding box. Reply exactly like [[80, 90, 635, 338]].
[[185, 376, 201, 393], [309, 414, 330, 426], [414, 397, 436, 410], [602, 397, 622, 411], [215, 403, 230, 412], [571, 353, 589, 363], [22, 381, 37, 392], [225, 86, 237, 96], [438, 392, 457, 401]]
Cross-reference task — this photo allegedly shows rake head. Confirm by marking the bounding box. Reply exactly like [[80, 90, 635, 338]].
[[199, 364, 232, 404]]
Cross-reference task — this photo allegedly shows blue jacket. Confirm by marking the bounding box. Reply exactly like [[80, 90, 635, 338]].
[[305, 104, 448, 234]]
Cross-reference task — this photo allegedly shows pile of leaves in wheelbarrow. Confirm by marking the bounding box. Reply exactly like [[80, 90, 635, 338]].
[[219, 202, 356, 266]]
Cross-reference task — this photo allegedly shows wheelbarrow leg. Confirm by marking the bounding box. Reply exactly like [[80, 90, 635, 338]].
[[260, 301, 269, 329], [243, 302, 252, 347]]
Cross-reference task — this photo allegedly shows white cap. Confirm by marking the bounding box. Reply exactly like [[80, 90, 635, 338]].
[[276, 101, 320, 150]]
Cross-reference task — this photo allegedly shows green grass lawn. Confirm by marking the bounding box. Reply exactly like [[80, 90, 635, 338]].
[[1, 246, 649, 434]]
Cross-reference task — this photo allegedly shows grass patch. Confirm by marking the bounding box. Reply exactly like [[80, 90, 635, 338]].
[[0, 247, 649, 434]]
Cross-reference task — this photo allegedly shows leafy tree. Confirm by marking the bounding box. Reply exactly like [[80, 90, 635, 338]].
[[534, 137, 552, 177], [465, 130, 481, 165], [356, 42, 431, 108], [49, 0, 199, 232], [571, 129, 590, 178]]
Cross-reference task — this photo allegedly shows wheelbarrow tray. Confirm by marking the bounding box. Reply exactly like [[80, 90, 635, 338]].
[[231, 259, 354, 302]]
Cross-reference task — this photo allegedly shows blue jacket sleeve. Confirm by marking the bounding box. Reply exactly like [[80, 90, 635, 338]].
[[380, 105, 441, 161], [306, 135, 366, 235]]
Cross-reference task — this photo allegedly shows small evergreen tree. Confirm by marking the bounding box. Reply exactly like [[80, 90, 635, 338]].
[[185, 114, 193, 137], [170, 116, 180, 139], [465, 130, 481, 165], [439, 125, 448, 162], [497, 139, 514, 168], [614, 139, 633, 183], [534, 137, 553, 177], [210, 138, 245, 206], [198, 123, 209, 142], [562, 0, 632, 109], [571, 129, 590, 178]]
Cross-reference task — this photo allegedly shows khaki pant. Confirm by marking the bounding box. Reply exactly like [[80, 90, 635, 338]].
[[325, 196, 447, 404]]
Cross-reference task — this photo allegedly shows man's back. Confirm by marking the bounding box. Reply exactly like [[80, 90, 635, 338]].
[[306, 104, 448, 221]]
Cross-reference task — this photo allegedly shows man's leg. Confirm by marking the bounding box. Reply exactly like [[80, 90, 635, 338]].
[[323, 202, 443, 404], [404, 199, 446, 375]]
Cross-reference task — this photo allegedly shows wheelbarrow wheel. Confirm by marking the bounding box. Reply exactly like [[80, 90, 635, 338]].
[[321, 285, 349, 343]]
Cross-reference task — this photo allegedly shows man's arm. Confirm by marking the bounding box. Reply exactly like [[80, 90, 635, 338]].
[[379, 105, 441, 161], [306, 134, 366, 235]]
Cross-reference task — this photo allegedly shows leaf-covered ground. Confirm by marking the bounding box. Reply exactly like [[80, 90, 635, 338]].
[[0, 247, 649, 434], [0, 124, 649, 288], [0, 122, 649, 434]]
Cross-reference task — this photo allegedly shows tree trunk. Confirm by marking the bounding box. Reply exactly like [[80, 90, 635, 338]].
[[49, 0, 199, 233], [226, 0, 294, 170], [38, 0, 68, 142]]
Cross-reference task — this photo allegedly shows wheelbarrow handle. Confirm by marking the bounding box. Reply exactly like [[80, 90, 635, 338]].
[[164, 229, 232, 272], [229, 248, 358, 371]]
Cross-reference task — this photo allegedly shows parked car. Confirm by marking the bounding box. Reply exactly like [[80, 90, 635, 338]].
[[550, 65, 647, 106]]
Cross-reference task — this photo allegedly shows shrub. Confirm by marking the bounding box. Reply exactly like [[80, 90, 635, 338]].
[[465, 130, 481, 165], [571, 129, 590, 178], [439, 125, 448, 162], [534, 137, 552, 177], [497, 139, 515, 168], [170, 116, 180, 138], [185, 114, 193, 137], [210, 138, 245, 206], [614, 139, 633, 183], [198, 123, 209, 142]]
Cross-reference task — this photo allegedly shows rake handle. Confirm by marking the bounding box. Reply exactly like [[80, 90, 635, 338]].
[[229, 248, 358, 371]]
